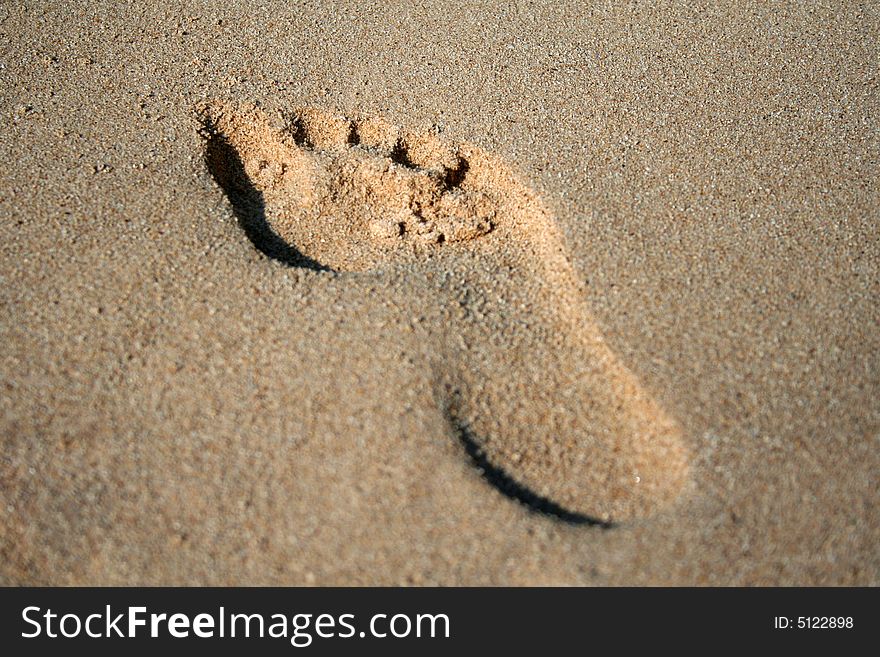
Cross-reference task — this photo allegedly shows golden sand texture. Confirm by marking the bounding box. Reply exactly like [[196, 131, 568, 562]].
[[0, 1, 877, 584]]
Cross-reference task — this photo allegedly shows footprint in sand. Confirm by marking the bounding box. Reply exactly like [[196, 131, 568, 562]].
[[198, 101, 689, 525]]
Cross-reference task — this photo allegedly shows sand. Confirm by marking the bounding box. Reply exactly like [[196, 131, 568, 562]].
[[0, 1, 877, 585]]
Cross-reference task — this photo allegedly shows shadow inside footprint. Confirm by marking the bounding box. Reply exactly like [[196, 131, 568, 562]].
[[203, 131, 332, 271], [449, 409, 614, 528]]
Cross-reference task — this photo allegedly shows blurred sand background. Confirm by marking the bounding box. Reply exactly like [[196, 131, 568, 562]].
[[0, 1, 877, 584]]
